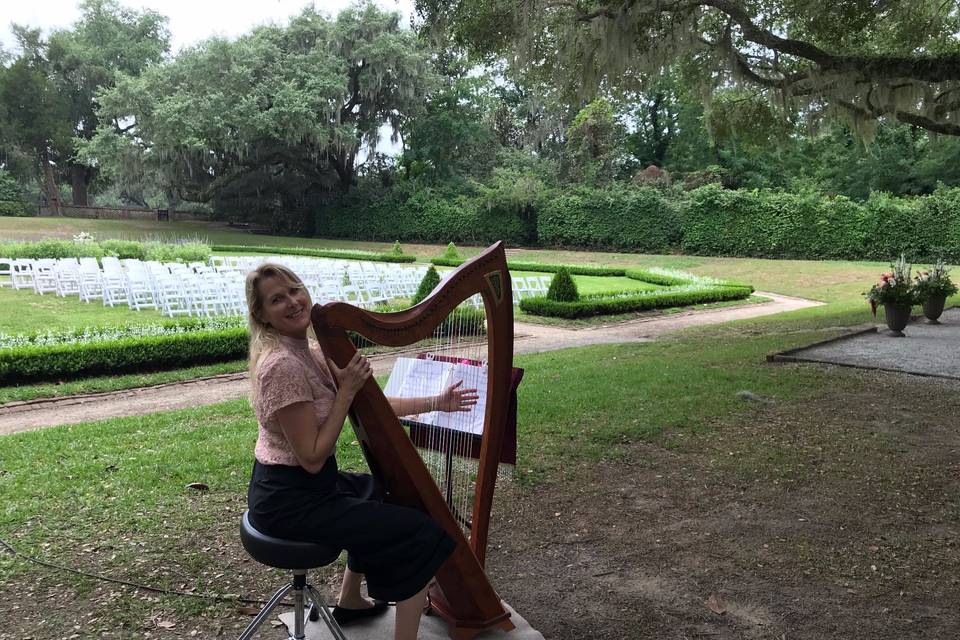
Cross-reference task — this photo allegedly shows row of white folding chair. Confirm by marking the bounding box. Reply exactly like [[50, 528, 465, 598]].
[[511, 275, 552, 303]]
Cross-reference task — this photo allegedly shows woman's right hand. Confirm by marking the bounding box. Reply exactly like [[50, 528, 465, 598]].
[[328, 352, 372, 398]]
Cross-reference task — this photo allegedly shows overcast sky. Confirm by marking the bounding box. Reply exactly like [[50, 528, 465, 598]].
[[1, 0, 415, 54]]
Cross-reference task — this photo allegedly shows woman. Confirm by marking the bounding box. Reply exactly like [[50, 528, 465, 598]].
[[245, 263, 478, 640]]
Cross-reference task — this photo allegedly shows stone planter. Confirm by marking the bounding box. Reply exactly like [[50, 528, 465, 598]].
[[922, 294, 947, 324], [883, 302, 912, 337]]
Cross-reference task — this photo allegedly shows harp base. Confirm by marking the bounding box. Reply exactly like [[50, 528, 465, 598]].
[[427, 585, 516, 640]]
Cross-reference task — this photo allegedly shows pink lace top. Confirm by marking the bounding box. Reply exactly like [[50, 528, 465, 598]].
[[253, 335, 339, 466]]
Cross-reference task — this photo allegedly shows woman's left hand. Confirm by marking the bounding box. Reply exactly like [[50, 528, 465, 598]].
[[436, 380, 479, 413]]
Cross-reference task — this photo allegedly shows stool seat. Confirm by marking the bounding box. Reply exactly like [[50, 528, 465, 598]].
[[240, 511, 341, 570]]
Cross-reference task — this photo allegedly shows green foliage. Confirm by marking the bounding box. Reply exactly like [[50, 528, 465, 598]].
[[416, 0, 960, 142], [412, 265, 442, 305], [210, 244, 416, 263], [865, 255, 916, 314], [0, 328, 248, 384], [546, 268, 579, 302], [679, 184, 960, 262], [520, 285, 754, 319], [0, 169, 24, 203], [0, 201, 30, 217], [538, 185, 681, 251], [391, 241, 404, 256], [705, 90, 787, 149], [0, 239, 106, 259], [142, 242, 210, 263], [0, 239, 210, 262], [912, 259, 958, 301], [317, 180, 533, 244], [399, 75, 500, 182], [564, 98, 622, 186], [624, 269, 691, 287], [430, 257, 626, 276], [441, 242, 461, 260], [99, 239, 146, 259], [87, 4, 434, 227]]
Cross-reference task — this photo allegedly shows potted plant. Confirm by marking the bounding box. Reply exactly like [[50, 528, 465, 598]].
[[913, 259, 957, 323], [866, 255, 916, 337]]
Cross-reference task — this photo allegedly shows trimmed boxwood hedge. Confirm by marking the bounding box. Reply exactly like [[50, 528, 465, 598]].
[[537, 185, 682, 251], [212, 244, 417, 263], [0, 328, 248, 384], [431, 257, 625, 277], [519, 285, 754, 319]]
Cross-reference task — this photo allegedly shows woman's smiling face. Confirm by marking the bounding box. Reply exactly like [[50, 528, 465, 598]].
[[256, 275, 312, 337]]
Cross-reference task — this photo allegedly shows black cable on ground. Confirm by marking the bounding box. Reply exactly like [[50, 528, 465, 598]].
[[0, 533, 290, 608]]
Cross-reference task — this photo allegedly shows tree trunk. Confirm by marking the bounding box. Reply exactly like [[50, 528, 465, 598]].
[[40, 149, 64, 216], [70, 164, 91, 206]]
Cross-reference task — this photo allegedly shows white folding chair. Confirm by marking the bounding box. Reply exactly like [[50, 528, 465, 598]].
[[0, 259, 12, 288], [32, 259, 59, 295]]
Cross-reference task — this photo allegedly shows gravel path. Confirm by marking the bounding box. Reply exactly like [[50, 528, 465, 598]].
[[0, 292, 819, 435]]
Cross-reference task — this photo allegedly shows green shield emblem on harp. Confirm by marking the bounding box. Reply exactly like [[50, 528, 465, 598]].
[[484, 271, 504, 305]]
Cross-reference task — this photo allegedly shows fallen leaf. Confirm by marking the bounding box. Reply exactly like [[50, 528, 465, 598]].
[[238, 606, 260, 616], [707, 592, 727, 615], [156, 620, 176, 629]]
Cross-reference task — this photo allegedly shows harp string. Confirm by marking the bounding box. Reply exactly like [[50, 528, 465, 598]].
[[366, 289, 491, 541]]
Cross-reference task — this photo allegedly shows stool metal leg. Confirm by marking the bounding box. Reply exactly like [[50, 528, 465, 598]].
[[237, 583, 293, 640], [292, 571, 307, 640], [306, 584, 348, 640]]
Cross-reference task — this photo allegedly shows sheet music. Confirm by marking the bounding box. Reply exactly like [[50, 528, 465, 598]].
[[432, 362, 487, 435], [384, 357, 487, 435]]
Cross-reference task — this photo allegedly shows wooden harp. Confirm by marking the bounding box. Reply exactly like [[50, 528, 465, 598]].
[[311, 242, 515, 639]]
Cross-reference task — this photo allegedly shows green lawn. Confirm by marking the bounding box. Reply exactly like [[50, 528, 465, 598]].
[[0, 318, 841, 570], [0, 285, 166, 334], [0, 360, 247, 405], [0, 216, 441, 257]]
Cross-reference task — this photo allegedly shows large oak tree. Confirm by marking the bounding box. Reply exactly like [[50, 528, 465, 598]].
[[415, 0, 960, 137], [85, 4, 434, 228]]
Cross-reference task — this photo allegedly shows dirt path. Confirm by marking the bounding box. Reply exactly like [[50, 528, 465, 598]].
[[0, 292, 819, 435]]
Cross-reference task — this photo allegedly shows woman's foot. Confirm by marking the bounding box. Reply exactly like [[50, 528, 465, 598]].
[[336, 595, 376, 610], [332, 598, 390, 625]]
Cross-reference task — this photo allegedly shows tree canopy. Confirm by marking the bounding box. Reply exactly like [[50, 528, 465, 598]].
[[415, 0, 960, 137], [83, 4, 433, 227], [0, 0, 168, 207]]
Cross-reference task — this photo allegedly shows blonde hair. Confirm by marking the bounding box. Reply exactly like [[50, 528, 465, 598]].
[[245, 262, 314, 400]]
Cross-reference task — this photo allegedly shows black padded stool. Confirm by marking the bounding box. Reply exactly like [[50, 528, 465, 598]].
[[238, 511, 347, 640]]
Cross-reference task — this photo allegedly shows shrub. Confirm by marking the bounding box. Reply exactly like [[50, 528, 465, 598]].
[[0, 239, 213, 263], [0, 201, 30, 217], [315, 181, 534, 245], [391, 240, 404, 256], [441, 242, 461, 260], [0, 328, 248, 384], [520, 285, 753, 319], [625, 268, 691, 287], [142, 242, 211, 263], [546, 268, 579, 302], [537, 185, 681, 251], [430, 257, 626, 277], [101, 239, 147, 259], [0, 239, 105, 259], [211, 244, 417, 263], [412, 265, 442, 305]]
